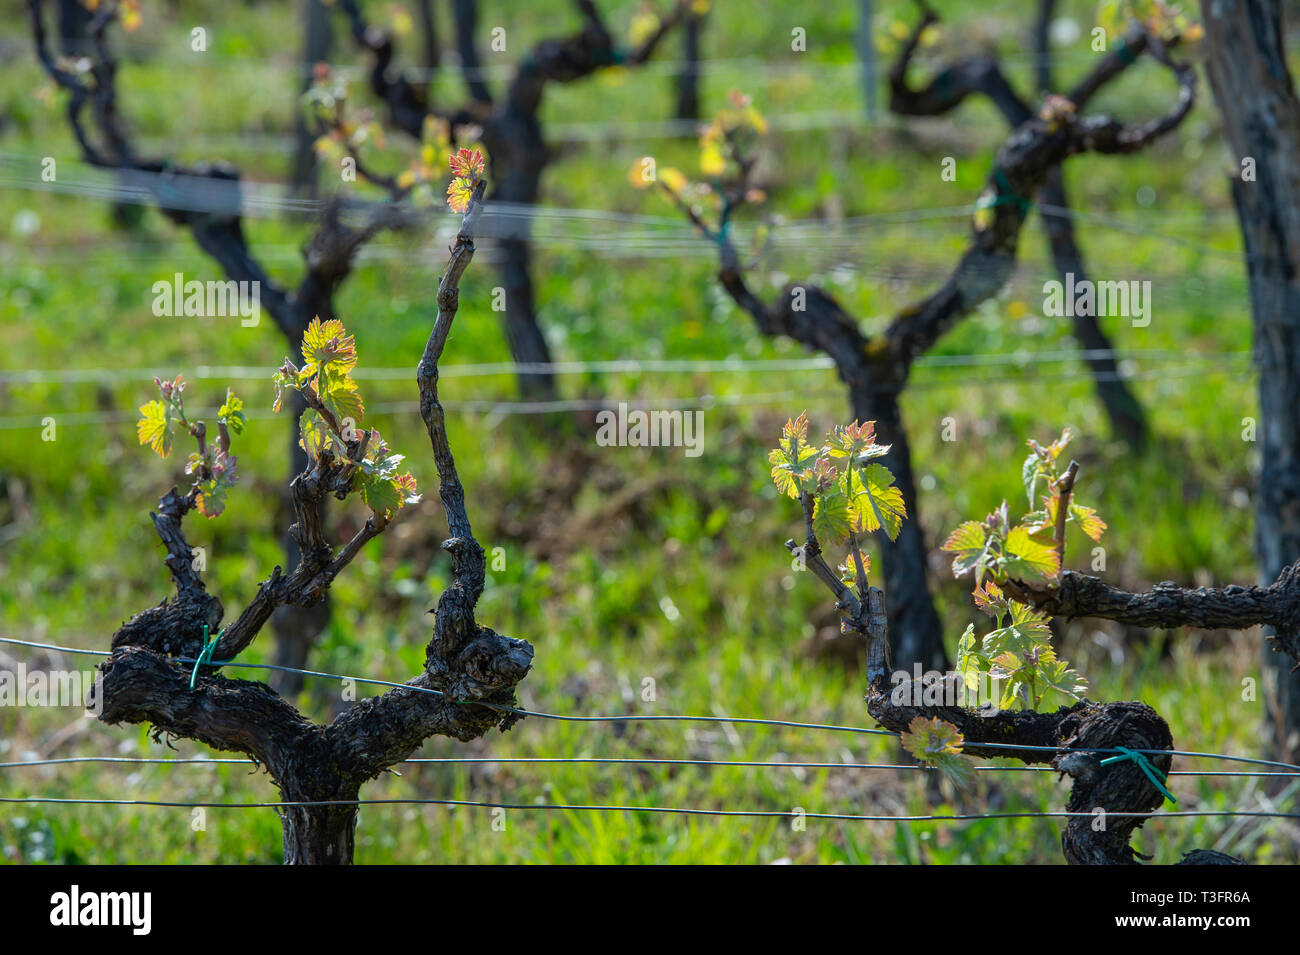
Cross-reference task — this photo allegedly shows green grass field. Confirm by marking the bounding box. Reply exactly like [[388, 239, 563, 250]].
[[0, 0, 1294, 864]]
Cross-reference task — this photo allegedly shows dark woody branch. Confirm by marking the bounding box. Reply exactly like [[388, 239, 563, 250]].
[[30, 0, 423, 686], [1007, 563, 1300, 664], [667, 26, 1193, 670], [451, 0, 494, 106], [695, 30, 1195, 391], [888, 0, 1033, 126]]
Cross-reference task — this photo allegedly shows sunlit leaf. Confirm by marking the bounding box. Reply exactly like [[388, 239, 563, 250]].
[[1003, 525, 1060, 580], [971, 579, 1009, 618], [322, 374, 365, 428], [1069, 502, 1107, 542], [302, 318, 358, 378], [900, 717, 975, 789], [299, 409, 330, 459], [447, 177, 475, 213], [449, 147, 486, 179], [849, 463, 906, 541], [942, 520, 988, 578], [838, 549, 871, 588], [812, 484, 851, 546], [136, 399, 172, 458], [218, 389, 245, 435]]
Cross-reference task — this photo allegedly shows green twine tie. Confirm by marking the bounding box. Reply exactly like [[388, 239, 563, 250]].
[[1099, 746, 1177, 804], [974, 169, 1033, 217], [189, 624, 225, 690]]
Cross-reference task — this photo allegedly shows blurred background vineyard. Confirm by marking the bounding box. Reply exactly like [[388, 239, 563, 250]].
[[0, 0, 1293, 863]]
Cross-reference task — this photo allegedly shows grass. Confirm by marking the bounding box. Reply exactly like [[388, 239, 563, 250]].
[[0, 0, 1294, 864]]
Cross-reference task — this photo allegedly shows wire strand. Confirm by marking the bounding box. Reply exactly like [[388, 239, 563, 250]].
[[3, 636, 1298, 772], [2, 753, 1295, 778], [0, 795, 1294, 823], [0, 348, 1253, 386]]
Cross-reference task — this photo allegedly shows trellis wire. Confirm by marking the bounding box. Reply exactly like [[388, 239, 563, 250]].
[[0, 155, 1249, 263], [16, 45, 1128, 83], [0, 796, 1294, 823], [2, 754, 1296, 778], [0, 348, 1255, 386], [0, 357, 1256, 431], [3, 636, 1299, 773]]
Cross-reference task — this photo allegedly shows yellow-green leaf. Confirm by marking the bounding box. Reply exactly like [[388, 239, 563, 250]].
[[812, 485, 851, 546], [301, 318, 357, 378], [941, 520, 987, 577], [298, 409, 330, 459], [1003, 525, 1060, 580], [1070, 502, 1107, 542], [850, 463, 907, 541], [900, 716, 975, 789], [136, 400, 172, 457]]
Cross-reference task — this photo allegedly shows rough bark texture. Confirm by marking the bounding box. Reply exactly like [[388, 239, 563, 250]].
[[781, 476, 1240, 862], [1008, 564, 1300, 663], [1203, 0, 1300, 760]]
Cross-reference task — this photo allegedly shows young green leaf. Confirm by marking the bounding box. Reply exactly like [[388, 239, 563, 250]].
[[971, 579, 1010, 618], [299, 409, 330, 459], [811, 484, 851, 545], [136, 399, 172, 458], [1069, 502, 1107, 542], [301, 318, 358, 379], [321, 373, 365, 427], [768, 413, 818, 499], [194, 450, 238, 519], [838, 549, 871, 588], [849, 463, 906, 541], [899, 716, 975, 789], [218, 389, 246, 435], [824, 419, 890, 466], [1002, 525, 1060, 580], [941, 520, 988, 579], [1022, 450, 1041, 509], [955, 623, 985, 691]]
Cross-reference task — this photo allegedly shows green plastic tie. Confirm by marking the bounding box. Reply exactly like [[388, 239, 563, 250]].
[[1099, 746, 1177, 804], [189, 625, 225, 690], [973, 169, 1032, 217], [1115, 37, 1136, 66]]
